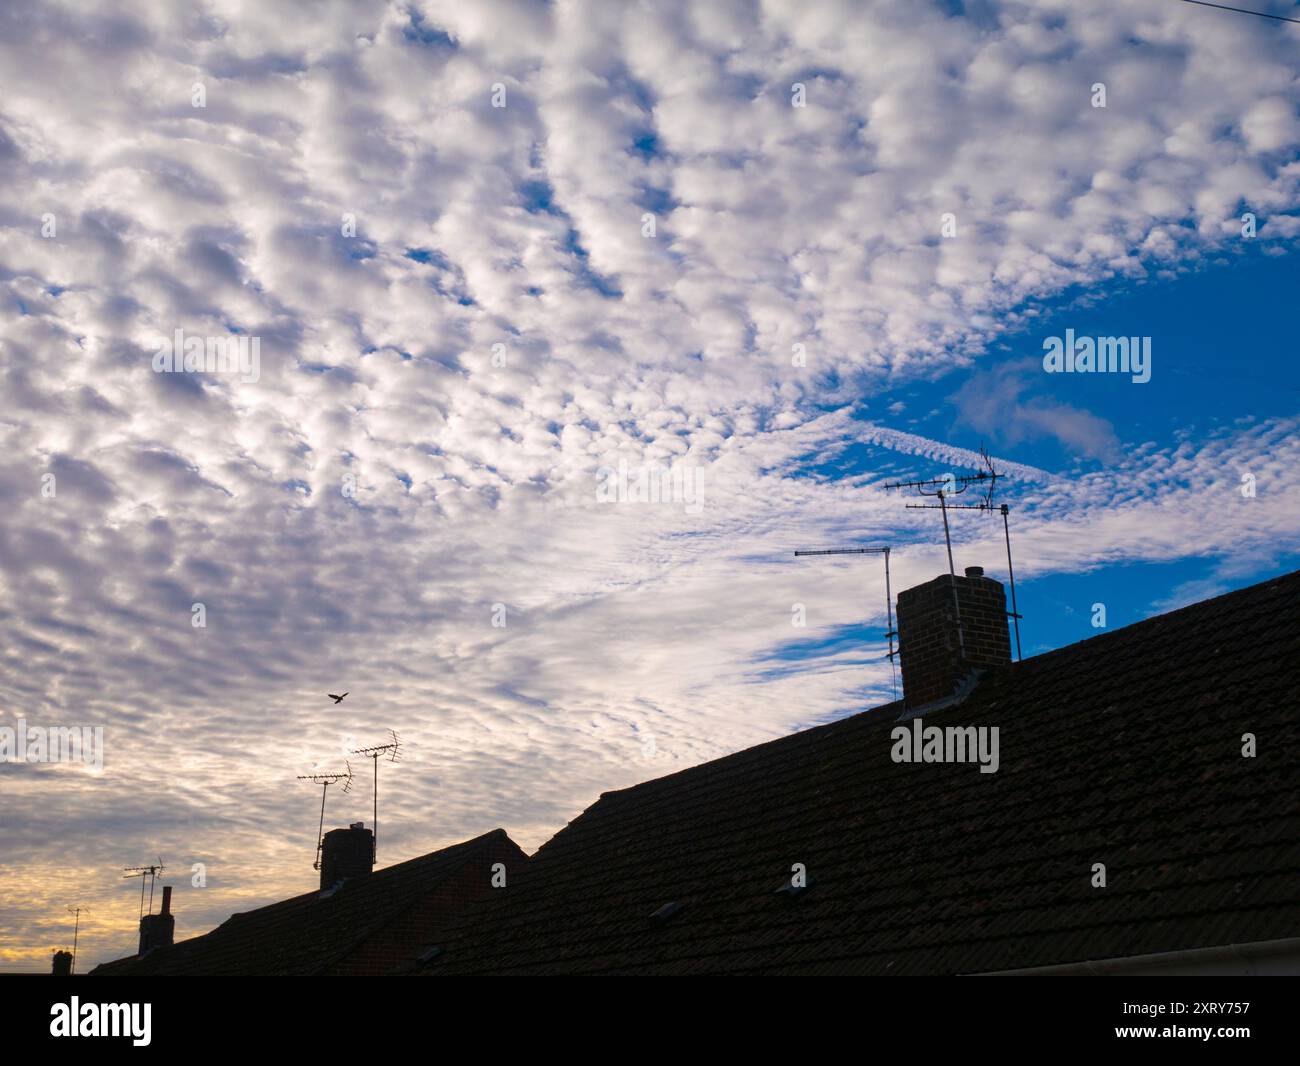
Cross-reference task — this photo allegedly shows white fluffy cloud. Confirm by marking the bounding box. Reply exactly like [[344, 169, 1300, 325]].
[[2, 0, 1299, 969]]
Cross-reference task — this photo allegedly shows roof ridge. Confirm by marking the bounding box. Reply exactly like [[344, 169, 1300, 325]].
[[1006, 565, 1299, 670], [226, 827, 512, 917]]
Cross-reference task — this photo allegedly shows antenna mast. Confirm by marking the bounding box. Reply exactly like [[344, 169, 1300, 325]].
[[793, 546, 898, 700], [297, 763, 354, 870], [1001, 504, 1023, 661], [122, 860, 166, 920], [350, 731, 401, 864], [67, 905, 87, 974]]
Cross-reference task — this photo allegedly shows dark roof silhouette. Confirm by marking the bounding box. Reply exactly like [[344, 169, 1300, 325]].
[[418, 569, 1300, 975], [90, 829, 524, 976]]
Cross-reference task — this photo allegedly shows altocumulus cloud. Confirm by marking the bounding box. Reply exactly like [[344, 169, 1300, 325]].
[[1, 0, 1299, 968]]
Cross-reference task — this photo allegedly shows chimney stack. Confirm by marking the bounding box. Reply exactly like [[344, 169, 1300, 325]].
[[51, 950, 73, 976], [896, 566, 1012, 709], [137, 885, 174, 956], [320, 822, 374, 892]]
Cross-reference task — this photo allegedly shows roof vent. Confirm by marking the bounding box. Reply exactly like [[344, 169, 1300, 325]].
[[650, 901, 684, 922], [773, 877, 813, 899]]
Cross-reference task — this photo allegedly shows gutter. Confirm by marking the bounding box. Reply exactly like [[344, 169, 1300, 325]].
[[973, 935, 1300, 976]]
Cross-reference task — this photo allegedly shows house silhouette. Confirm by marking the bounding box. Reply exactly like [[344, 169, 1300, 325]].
[[90, 829, 524, 976], [91, 567, 1300, 976]]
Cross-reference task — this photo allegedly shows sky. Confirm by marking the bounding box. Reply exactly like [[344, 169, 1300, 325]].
[[1, 0, 1299, 972]]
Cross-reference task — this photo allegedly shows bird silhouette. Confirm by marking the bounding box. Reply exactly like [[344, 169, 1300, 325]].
[[328, 692, 348, 704]]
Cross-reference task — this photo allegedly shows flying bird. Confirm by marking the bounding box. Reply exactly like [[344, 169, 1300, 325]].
[[328, 692, 348, 704]]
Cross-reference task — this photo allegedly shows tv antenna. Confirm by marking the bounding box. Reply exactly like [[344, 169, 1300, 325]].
[[122, 859, 165, 920], [884, 446, 1022, 662], [298, 763, 355, 870], [350, 730, 402, 864], [885, 446, 1002, 566], [67, 905, 87, 974], [793, 546, 898, 701]]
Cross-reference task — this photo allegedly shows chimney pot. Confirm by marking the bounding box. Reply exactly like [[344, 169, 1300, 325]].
[[51, 950, 73, 977], [160, 885, 172, 916]]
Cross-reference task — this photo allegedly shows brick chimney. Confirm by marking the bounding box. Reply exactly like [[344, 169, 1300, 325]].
[[320, 822, 374, 892], [51, 950, 73, 976], [138, 885, 174, 956], [896, 565, 1011, 709]]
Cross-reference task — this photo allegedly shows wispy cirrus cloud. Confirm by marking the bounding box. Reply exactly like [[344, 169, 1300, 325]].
[[1, 0, 1300, 970]]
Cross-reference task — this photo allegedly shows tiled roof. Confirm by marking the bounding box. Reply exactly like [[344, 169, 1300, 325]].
[[424, 569, 1300, 975], [90, 829, 524, 976]]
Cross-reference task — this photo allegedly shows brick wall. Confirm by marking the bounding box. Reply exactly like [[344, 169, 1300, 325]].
[[896, 567, 1011, 707]]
